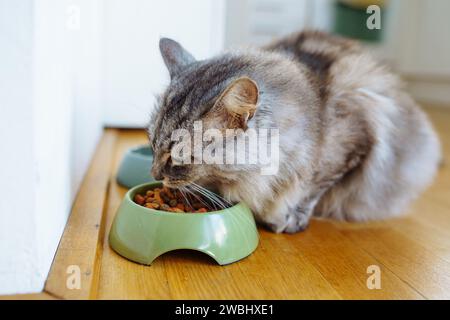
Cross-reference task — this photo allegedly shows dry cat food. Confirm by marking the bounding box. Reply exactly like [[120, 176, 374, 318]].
[[133, 186, 213, 213]]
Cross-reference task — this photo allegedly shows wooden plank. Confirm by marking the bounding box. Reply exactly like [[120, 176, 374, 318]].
[[336, 224, 450, 299], [422, 170, 450, 207], [0, 292, 57, 300], [288, 220, 423, 299], [44, 129, 118, 299], [331, 196, 450, 264], [162, 228, 341, 299], [328, 179, 450, 299], [385, 216, 450, 264], [97, 130, 172, 299]]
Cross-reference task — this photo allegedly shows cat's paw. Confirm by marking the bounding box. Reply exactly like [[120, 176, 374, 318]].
[[261, 206, 311, 233], [264, 221, 288, 234], [282, 210, 310, 234]]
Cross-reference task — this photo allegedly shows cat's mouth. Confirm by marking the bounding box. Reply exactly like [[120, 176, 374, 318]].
[[162, 177, 191, 188]]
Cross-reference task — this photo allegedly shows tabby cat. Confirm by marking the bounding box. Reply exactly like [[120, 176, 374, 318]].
[[148, 31, 441, 233]]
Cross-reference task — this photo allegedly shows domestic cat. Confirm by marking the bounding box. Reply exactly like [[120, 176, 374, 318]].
[[148, 31, 441, 233]]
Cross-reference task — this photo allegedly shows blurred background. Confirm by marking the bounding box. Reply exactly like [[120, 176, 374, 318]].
[[1, 0, 449, 294]]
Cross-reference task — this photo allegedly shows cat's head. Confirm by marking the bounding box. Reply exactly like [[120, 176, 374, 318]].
[[148, 38, 260, 188]]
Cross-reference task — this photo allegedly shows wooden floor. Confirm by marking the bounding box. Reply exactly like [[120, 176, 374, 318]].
[[8, 106, 450, 300]]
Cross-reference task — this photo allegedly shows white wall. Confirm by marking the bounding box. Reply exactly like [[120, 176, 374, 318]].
[[102, 0, 226, 127], [0, 0, 104, 294], [389, 0, 450, 104], [225, 0, 312, 47], [224, 0, 333, 48], [391, 0, 450, 78], [0, 0, 39, 293]]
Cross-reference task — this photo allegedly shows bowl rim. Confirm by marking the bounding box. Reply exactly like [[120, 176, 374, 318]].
[[127, 145, 154, 160], [126, 182, 245, 216]]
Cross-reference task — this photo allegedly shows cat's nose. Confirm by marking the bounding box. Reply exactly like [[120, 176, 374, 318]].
[[151, 166, 164, 181]]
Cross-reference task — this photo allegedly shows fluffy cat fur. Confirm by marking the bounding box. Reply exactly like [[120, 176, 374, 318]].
[[148, 31, 441, 233]]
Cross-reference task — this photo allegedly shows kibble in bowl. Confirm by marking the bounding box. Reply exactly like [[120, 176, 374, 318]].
[[133, 186, 215, 213]]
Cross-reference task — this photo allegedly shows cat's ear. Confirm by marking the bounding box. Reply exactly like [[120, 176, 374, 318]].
[[159, 38, 196, 78], [214, 77, 259, 129]]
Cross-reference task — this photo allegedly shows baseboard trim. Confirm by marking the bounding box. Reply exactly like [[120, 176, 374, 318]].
[[405, 78, 450, 106]]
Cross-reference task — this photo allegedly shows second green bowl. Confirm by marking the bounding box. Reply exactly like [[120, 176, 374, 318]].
[[116, 145, 156, 188]]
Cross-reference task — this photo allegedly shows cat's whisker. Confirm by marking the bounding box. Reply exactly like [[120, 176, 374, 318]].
[[184, 185, 215, 211], [200, 190, 229, 210], [188, 184, 228, 210], [187, 185, 220, 210], [191, 182, 233, 207], [197, 183, 233, 206], [178, 187, 193, 210], [181, 185, 217, 211], [191, 185, 222, 211]]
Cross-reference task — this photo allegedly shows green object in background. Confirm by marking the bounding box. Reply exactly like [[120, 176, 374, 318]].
[[109, 182, 260, 265], [116, 145, 156, 188], [333, 1, 385, 42]]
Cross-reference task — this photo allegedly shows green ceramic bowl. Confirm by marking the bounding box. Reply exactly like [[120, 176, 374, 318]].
[[109, 182, 259, 265], [116, 145, 156, 188]]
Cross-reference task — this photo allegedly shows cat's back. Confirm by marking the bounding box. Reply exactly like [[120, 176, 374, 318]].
[[264, 30, 360, 79], [264, 30, 399, 98]]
